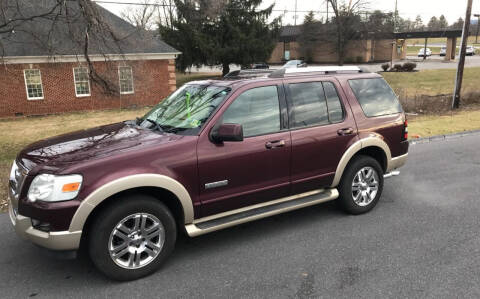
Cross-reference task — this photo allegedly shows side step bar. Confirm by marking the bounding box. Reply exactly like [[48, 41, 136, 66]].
[[384, 170, 400, 178], [185, 189, 339, 237]]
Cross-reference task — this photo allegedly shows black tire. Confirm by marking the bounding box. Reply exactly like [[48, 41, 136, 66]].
[[337, 155, 384, 215], [88, 195, 177, 281]]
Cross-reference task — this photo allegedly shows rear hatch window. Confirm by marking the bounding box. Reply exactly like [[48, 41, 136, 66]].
[[348, 78, 402, 117]]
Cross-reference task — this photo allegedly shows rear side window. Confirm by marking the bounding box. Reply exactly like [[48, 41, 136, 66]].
[[348, 78, 402, 117], [288, 81, 345, 128], [222, 85, 280, 137], [323, 82, 344, 123], [289, 82, 328, 128]]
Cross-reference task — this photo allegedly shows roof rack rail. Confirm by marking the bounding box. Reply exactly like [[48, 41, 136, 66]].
[[224, 69, 274, 78], [269, 66, 366, 78]]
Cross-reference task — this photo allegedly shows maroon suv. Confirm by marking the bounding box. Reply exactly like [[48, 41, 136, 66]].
[[8, 66, 408, 280]]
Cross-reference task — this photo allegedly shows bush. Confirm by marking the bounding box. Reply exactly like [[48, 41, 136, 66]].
[[402, 62, 417, 72], [344, 57, 355, 64], [381, 63, 389, 72], [392, 64, 403, 72], [356, 56, 364, 63]]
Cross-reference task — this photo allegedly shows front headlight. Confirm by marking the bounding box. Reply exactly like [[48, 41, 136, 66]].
[[28, 174, 83, 202]]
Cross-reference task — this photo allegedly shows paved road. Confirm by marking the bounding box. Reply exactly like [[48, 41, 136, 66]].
[[1, 133, 480, 298]]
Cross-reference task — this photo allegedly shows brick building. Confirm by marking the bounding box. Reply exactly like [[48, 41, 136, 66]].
[[0, 1, 179, 117], [268, 25, 396, 64]]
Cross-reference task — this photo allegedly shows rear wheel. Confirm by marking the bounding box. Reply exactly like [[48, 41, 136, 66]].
[[88, 195, 177, 281], [338, 155, 384, 215]]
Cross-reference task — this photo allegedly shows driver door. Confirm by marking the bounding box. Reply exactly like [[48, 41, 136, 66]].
[[196, 84, 291, 217]]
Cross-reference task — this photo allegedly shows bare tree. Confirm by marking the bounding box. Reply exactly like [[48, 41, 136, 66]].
[[0, 0, 140, 94], [121, 0, 160, 30], [326, 0, 369, 65]]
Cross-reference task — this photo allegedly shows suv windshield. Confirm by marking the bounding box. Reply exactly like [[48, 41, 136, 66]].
[[140, 84, 231, 135]]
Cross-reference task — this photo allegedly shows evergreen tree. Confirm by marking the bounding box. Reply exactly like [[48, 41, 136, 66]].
[[299, 11, 320, 63], [438, 15, 448, 29], [451, 17, 464, 29], [427, 16, 439, 30], [414, 15, 424, 30], [160, 0, 280, 75]]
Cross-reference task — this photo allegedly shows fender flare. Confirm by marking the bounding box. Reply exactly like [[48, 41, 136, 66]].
[[68, 174, 194, 232], [330, 137, 392, 188]]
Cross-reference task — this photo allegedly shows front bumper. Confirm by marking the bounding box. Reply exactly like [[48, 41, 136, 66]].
[[8, 194, 82, 251]]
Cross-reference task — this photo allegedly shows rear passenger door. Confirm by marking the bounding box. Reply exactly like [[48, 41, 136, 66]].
[[286, 78, 358, 194]]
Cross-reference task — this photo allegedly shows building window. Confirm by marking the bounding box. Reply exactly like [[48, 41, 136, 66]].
[[24, 69, 44, 100], [73, 67, 91, 97], [118, 66, 134, 94]]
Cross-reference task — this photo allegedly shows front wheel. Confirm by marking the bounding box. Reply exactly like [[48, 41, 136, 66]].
[[337, 155, 384, 215], [88, 195, 177, 281]]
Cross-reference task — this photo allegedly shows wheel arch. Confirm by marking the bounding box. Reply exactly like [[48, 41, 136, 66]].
[[331, 137, 391, 188], [69, 174, 194, 233]]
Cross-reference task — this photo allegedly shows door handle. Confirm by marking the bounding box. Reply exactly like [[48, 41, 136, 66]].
[[266, 140, 286, 149], [337, 128, 354, 136]]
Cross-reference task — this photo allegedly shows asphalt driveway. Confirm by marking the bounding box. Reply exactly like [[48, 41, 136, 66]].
[[0, 133, 479, 298]]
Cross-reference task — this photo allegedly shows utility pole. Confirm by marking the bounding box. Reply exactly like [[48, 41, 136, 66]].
[[452, 0, 473, 109], [294, 0, 297, 26], [475, 14, 480, 43], [394, 0, 398, 32], [326, 1, 329, 23]]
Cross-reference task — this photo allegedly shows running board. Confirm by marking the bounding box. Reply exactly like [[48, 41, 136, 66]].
[[185, 188, 339, 237], [384, 170, 400, 178]]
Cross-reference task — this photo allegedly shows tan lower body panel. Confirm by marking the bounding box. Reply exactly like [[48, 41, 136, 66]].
[[9, 203, 81, 251], [387, 153, 408, 172], [185, 188, 339, 237]]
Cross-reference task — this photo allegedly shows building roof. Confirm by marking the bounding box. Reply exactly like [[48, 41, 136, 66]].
[[394, 30, 463, 39], [0, 0, 179, 58], [280, 25, 302, 38]]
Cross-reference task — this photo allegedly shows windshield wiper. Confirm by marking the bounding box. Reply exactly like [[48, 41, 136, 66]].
[[143, 119, 165, 133]]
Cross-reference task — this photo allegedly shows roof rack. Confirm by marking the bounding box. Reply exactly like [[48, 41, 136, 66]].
[[224, 69, 274, 79], [269, 66, 365, 78]]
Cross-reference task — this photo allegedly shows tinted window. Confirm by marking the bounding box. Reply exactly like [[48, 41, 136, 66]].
[[222, 86, 280, 137], [323, 82, 344, 123], [289, 82, 346, 128], [289, 82, 329, 128], [349, 78, 402, 117]]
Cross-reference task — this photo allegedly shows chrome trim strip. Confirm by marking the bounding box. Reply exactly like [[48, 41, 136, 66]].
[[205, 180, 229, 190]]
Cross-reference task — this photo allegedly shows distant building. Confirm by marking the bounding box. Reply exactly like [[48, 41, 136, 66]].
[[0, 1, 179, 117], [268, 25, 395, 64]]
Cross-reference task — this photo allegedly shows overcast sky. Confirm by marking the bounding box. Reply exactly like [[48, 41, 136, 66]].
[[98, 0, 479, 26]]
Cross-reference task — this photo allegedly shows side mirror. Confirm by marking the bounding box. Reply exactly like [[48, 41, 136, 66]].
[[211, 123, 244, 143]]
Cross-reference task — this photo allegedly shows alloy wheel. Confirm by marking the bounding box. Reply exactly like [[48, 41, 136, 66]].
[[351, 166, 379, 207], [108, 213, 165, 269]]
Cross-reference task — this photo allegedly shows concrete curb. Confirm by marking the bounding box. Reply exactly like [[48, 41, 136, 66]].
[[409, 129, 480, 145]]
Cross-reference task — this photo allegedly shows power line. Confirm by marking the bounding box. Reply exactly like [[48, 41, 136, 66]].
[[92, 1, 374, 14], [93, 0, 329, 13], [93, 1, 467, 22]]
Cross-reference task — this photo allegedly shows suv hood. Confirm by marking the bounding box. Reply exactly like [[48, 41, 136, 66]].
[[18, 121, 183, 171]]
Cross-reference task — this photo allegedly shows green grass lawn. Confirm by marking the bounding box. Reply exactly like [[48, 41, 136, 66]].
[[382, 67, 480, 96]]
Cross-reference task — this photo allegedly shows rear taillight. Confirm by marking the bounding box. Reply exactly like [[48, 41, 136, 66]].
[[402, 119, 408, 141]]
